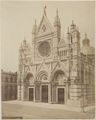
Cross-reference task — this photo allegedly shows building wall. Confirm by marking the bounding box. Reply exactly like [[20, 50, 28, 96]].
[[1, 70, 17, 101], [79, 53, 95, 106]]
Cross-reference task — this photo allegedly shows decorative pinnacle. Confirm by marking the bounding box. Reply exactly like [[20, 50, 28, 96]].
[[57, 8, 58, 17], [23, 37, 26, 45], [67, 27, 69, 33], [44, 5, 47, 15]]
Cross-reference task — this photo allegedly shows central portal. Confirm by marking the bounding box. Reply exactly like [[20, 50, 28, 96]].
[[41, 85, 48, 103], [58, 88, 65, 104]]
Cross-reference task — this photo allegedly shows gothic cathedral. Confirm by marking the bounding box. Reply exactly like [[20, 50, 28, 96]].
[[18, 7, 95, 107]]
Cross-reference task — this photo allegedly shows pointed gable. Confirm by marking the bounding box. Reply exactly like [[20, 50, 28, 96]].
[[37, 9, 54, 36], [37, 59, 49, 73]]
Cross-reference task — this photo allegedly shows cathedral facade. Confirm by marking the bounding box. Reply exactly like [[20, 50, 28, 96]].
[[17, 7, 95, 107]]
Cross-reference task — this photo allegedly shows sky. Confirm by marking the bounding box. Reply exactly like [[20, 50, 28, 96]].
[[0, 1, 95, 72]]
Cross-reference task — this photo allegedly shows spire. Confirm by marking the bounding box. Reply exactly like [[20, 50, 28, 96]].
[[56, 8, 58, 17], [32, 19, 37, 34], [44, 5, 47, 16], [23, 37, 26, 47], [23, 37, 26, 43], [54, 8, 61, 27], [71, 20, 75, 27], [67, 27, 70, 42], [72, 20, 74, 25]]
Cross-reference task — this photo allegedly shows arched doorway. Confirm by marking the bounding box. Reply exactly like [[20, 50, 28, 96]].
[[25, 73, 34, 101], [36, 71, 49, 103], [51, 70, 66, 104]]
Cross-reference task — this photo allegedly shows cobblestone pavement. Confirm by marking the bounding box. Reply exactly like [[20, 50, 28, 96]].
[[2, 101, 95, 119]]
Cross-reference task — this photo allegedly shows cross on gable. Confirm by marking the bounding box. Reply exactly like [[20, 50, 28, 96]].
[[44, 5, 47, 16]]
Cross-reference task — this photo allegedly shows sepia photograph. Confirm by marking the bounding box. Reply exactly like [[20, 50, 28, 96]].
[[0, 0, 95, 119]]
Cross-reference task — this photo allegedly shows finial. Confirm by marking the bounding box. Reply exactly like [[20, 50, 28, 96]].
[[44, 5, 47, 15], [71, 20, 76, 28]]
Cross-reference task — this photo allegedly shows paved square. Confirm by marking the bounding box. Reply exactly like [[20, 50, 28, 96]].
[[2, 101, 95, 119]]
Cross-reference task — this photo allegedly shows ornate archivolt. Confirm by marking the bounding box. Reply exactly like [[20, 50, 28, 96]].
[[51, 69, 67, 85], [36, 71, 49, 82]]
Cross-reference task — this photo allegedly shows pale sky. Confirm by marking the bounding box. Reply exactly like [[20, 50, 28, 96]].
[[0, 1, 95, 72]]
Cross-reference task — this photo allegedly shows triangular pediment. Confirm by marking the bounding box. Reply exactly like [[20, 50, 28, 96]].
[[37, 14, 54, 36]]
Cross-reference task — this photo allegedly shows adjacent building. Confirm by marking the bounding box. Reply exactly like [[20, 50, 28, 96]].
[[17, 7, 95, 107], [1, 70, 17, 101]]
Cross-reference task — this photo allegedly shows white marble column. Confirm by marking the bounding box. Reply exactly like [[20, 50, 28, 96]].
[[21, 85, 24, 101], [48, 84, 52, 103], [17, 85, 21, 100], [40, 85, 42, 102], [34, 86, 35, 102]]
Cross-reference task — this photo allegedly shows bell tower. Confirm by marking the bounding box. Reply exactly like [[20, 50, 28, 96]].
[[67, 21, 80, 81]]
